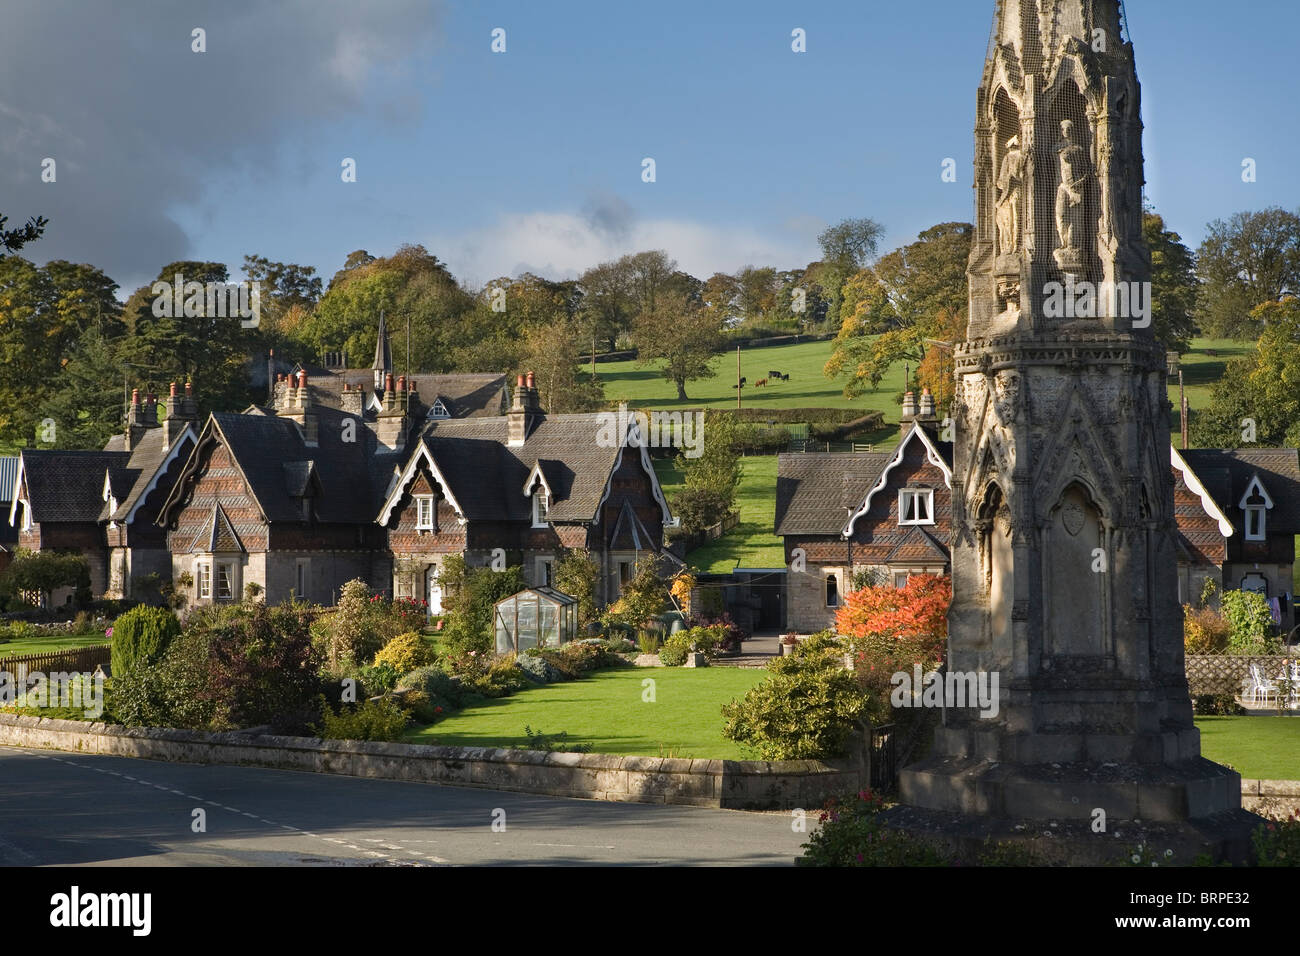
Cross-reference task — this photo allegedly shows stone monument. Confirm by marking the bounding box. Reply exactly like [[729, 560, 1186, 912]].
[[888, 0, 1261, 862]]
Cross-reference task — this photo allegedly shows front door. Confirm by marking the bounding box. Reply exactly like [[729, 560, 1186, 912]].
[[427, 569, 443, 615]]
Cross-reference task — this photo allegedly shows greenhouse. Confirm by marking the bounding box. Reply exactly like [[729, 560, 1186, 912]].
[[493, 587, 579, 654]]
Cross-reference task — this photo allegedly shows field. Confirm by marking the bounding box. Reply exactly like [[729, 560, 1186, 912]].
[[632, 336, 1252, 571], [655, 454, 784, 573], [404, 667, 768, 759]]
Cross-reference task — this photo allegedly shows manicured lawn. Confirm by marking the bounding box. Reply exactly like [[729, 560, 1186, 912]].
[[655, 454, 786, 572], [1195, 715, 1300, 780], [404, 666, 768, 759], [0, 631, 111, 656]]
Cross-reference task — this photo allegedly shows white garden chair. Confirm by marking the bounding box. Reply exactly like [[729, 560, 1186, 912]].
[[1247, 663, 1279, 704]]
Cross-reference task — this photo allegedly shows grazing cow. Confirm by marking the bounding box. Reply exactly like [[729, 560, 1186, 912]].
[[780, 372, 791, 381], [755, 378, 768, 387], [732, 377, 747, 389], [769, 369, 783, 379]]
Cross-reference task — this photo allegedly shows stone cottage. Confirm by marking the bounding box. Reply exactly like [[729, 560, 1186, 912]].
[[776, 390, 1299, 634]]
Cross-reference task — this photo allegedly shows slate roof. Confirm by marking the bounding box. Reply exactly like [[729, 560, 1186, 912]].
[[1180, 448, 1300, 536], [19, 450, 129, 523], [414, 413, 630, 523], [187, 502, 245, 553], [775, 452, 892, 536], [99, 427, 198, 523], [165, 409, 402, 526], [301, 370, 509, 420]]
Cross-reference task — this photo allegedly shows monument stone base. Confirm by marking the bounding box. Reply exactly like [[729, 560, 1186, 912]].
[[881, 803, 1263, 867]]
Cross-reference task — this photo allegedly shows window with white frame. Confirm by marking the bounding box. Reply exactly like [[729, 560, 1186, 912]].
[[536, 557, 554, 587], [415, 495, 436, 531], [196, 561, 212, 600], [296, 558, 310, 601], [1243, 496, 1267, 541], [894, 572, 909, 589], [216, 563, 234, 601], [533, 490, 550, 527], [899, 488, 934, 525], [825, 574, 840, 607]]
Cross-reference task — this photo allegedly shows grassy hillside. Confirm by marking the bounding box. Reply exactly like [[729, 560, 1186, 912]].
[[656, 454, 784, 573], [643, 335, 1255, 573]]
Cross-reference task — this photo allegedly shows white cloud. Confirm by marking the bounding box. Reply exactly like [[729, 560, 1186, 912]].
[[429, 210, 820, 288]]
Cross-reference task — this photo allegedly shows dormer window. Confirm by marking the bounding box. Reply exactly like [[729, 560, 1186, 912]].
[[428, 398, 450, 420], [899, 488, 934, 526], [533, 491, 550, 527], [415, 495, 436, 531], [1238, 475, 1273, 543]]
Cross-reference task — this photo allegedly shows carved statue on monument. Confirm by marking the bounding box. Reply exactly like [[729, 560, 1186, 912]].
[[995, 136, 1023, 257], [1053, 119, 1090, 274]]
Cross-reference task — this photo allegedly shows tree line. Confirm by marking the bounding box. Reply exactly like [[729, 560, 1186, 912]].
[[0, 203, 1295, 451]]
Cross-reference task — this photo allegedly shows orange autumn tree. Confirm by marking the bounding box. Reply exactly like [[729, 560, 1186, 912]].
[[836, 573, 951, 670]]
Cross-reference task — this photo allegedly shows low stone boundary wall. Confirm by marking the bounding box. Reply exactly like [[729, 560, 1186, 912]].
[[1240, 778, 1300, 820], [0, 713, 862, 811]]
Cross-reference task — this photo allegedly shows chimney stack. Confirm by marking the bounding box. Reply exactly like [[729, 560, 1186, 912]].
[[279, 369, 318, 446], [508, 373, 542, 446], [125, 387, 161, 451], [163, 380, 197, 452]]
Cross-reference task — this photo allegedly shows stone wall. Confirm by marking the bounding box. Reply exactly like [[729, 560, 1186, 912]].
[[1241, 779, 1300, 820], [0, 714, 862, 811]]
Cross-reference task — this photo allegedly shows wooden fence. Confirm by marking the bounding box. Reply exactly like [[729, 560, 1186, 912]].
[[1185, 653, 1299, 696], [0, 644, 112, 675]]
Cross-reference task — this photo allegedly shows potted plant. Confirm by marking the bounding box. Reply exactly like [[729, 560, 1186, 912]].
[[781, 633, 799, 656]]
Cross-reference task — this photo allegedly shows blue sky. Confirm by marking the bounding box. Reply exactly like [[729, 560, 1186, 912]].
[[4, 0, 1297, 294]]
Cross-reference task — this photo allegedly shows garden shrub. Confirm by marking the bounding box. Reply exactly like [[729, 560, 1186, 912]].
[[1184, 604, 1231, 655], [317, 697, 411, 742], [109, 626, 216, 730], [1253, 810, 1300, 866], [657, 634, 691, 667], [198, 603, 327, 733], [797, 791, 948, 867], [396, 665, 467, 711], [373, 631, 434, 676], [516, 653, 566, 684], [1193, 693, 1246, 716], [686, 613, 746, 652], [722, 639, 866, 759], [450, 653, 528, 698], [110, 605, 182, 680], [399, 690, 445, 724], [1220, 590, 1280, 655], [438, 558, 527, 657], [355, 662, 399, 695]]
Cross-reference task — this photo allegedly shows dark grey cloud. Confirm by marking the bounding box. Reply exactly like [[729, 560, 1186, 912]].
[[581, 192, 636, 244], [0, 0, 441, 291]]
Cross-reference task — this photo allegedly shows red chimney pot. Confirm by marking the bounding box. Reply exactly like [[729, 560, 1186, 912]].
[[397, 375, 407, 392], [385, 373, 395, 392], [298, 370, 308, 388], [525, 371, 535, 389], [517, 375, 525, 387], [131, 388, 140, 403], [170, 382, 178, 397]]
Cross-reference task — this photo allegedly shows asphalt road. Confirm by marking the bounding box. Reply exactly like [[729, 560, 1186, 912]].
[[0, 746, 809, 866]]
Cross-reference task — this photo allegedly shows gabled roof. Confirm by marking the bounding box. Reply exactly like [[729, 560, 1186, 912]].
[[378, 411, 673, 528], [775, 452, 891, 536], [13, 450, 130, 524], [844, 423, 953, 537], [188, 502, 245, 553], [882, 524, 950, 565], [1180, 448, 1300, 536], [160, 410, 401, 528], [101, 426, 199, 524], [608, 500, 657, 551]]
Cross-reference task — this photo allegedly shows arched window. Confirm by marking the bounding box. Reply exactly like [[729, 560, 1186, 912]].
[[825, 574, 840, 608]]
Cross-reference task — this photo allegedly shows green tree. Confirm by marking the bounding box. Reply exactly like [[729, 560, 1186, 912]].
[[1143, 211, 1200, 353], [519, 313, 603, 413], [0, 213, 47, 256], [825, 222, 971, 397], [1196, 208, 1300, 338], [554, 549, 599, 628], [632, 290, 719, 400], [672, 411, 742, 532], [1, 551, 90, 609], [1189, 297, 1300, 448], [816, 218, 886, 330]]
